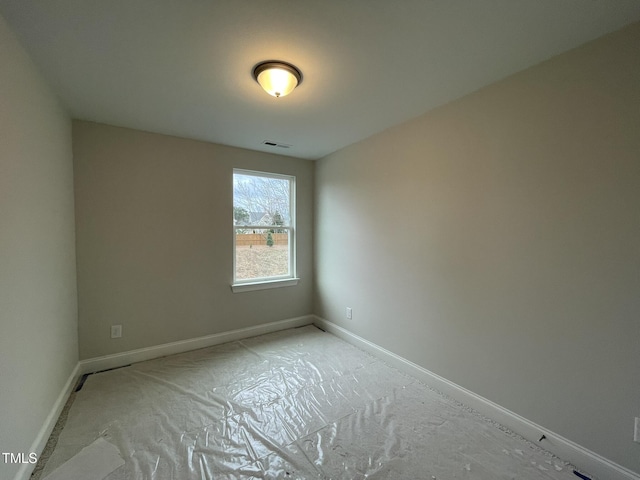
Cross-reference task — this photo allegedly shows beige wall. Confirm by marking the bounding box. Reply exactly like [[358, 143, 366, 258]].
[[73, 121, 314, 359], [0, 15, 78, 480], [315, 22, 640, 473]]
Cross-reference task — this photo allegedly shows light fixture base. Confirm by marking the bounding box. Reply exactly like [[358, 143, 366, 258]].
[[252, 61, 303, 98]]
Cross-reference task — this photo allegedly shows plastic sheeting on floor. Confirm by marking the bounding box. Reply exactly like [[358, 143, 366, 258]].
[[42, 437, 124, 480], [39, 326, 586, 479]]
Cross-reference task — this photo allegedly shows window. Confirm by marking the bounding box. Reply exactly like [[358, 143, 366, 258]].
[[232, 169, 297, 292]]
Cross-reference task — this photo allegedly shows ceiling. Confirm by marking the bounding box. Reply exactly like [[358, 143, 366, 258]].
[[2, 1, 640, 160]]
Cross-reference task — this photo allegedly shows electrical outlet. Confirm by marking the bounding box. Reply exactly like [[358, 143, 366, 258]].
[[634, 417, 640, 443], [346, 307, 352, 320], [111, 325, 122, 339]]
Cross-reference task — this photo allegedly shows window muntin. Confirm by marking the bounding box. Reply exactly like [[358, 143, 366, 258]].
[[233, 170, 295, 285]]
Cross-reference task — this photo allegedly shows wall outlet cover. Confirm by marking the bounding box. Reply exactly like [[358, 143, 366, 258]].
[[111, 325, 122, 339]]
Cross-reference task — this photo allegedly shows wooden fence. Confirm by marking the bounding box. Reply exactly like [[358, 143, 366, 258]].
[[235, 233, 288, 246]]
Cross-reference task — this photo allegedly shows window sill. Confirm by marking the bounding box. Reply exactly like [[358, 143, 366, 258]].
[[231, 278, 299, 293]]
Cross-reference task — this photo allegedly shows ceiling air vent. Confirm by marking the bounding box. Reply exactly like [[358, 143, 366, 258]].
[[262, 140, 292, 149]]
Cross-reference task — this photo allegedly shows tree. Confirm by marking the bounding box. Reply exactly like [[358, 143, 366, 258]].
[[266, 232, 274, 247], [233, 174, 290, 225], [234, 207, 250, 225], [272, 211, 286, 233]]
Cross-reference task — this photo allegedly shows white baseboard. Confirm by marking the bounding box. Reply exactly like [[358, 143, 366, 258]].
[[79, 315, 314, 374], [313, 316, 639, 480], [13, 362, 80, 480]]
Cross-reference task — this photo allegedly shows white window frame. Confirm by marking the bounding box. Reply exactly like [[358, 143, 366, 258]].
[[231, 169, 298, 293]]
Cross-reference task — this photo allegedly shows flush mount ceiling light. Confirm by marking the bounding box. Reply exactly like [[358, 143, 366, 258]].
[[252, 61, 302, 98]]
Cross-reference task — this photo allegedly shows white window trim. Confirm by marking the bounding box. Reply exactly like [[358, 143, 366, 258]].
[[232, 169, 297, 292], [231, 277, 299, 293]]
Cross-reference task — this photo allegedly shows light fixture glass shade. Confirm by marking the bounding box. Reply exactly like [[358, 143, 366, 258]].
[[253, 61, 302, 98]]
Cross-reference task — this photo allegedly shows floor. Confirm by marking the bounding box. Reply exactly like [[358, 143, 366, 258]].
[[36, 325, 588, 479]]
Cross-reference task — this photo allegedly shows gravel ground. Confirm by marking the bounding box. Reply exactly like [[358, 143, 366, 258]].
[[235, 245, 289, 280]]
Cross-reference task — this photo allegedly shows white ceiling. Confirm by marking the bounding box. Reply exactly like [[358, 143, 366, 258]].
[[2, 1, 640, 160]]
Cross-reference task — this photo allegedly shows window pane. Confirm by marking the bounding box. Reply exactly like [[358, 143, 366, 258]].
[[233, 173, 290, 226], [235, 228, 290, 280]]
